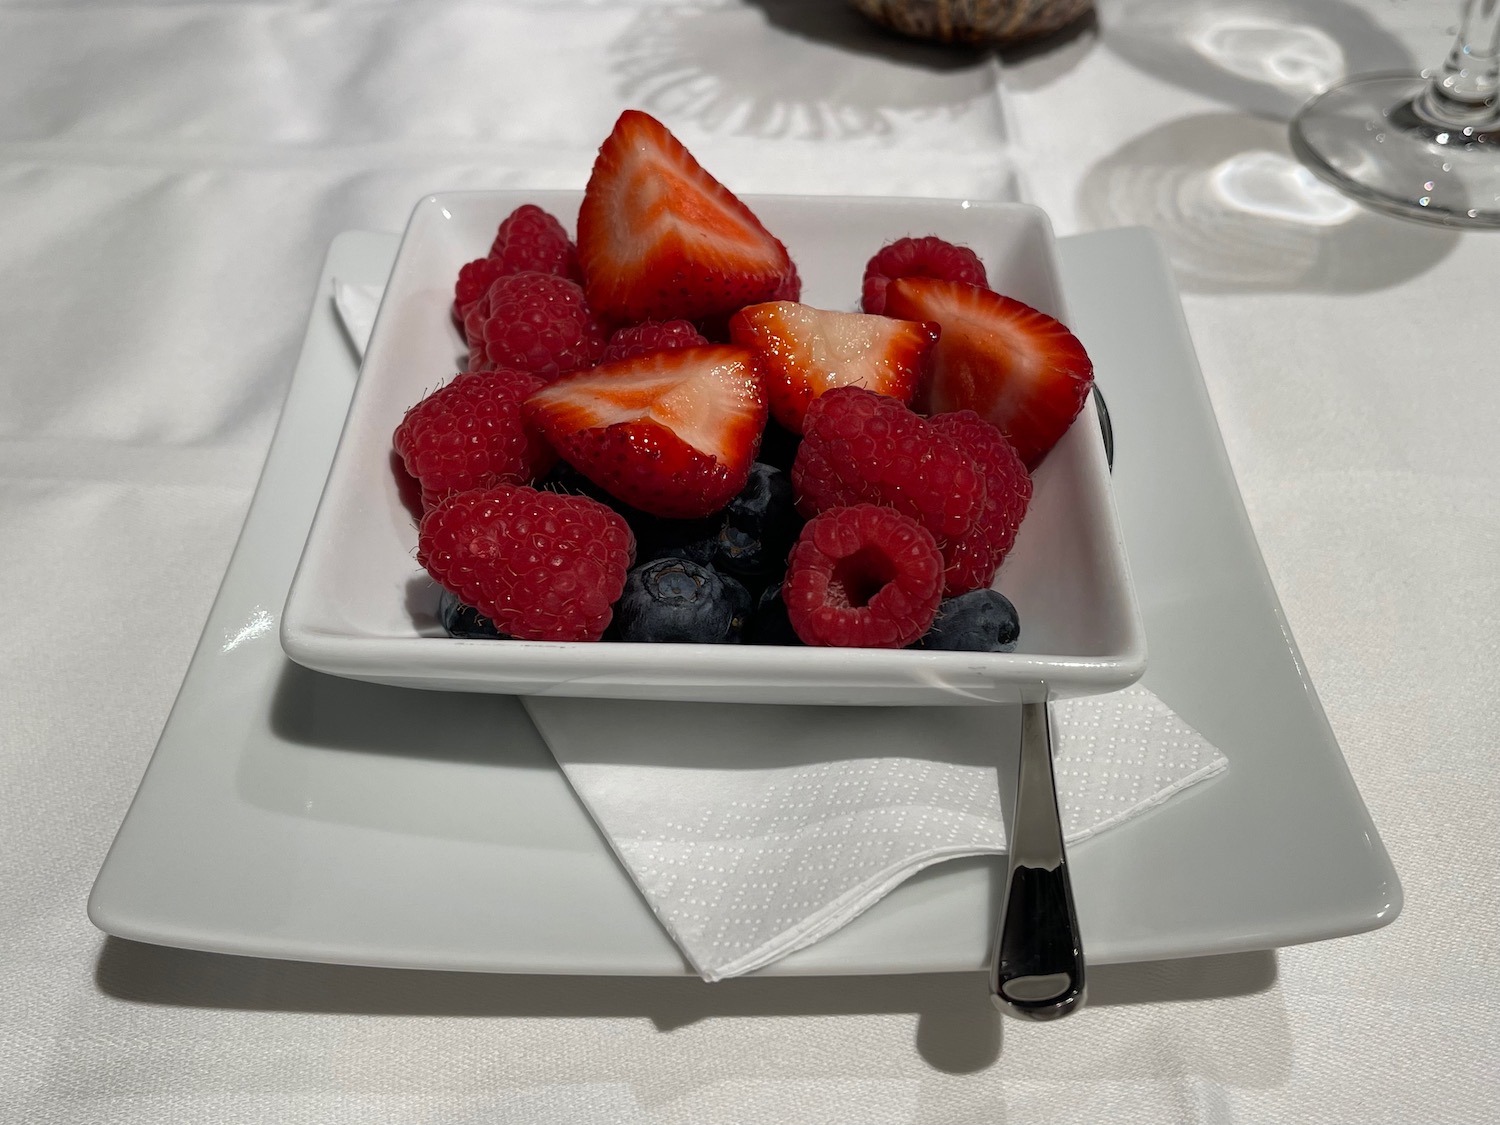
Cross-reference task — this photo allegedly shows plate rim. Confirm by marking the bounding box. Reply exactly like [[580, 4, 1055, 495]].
[[88, 225, 1401, 976]]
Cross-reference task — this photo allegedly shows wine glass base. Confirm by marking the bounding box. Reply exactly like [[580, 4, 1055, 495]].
[[1291, 73, 1500, 228]]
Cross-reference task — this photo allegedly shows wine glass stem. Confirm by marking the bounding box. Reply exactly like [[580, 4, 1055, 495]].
[[1418, 0, 1500, 126]]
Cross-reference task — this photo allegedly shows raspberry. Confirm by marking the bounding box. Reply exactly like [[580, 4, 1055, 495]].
[[488, 204, 581, 283], [791, 386, 983, 542], [393, 369, 556, 510], [453, 207, 581, 325], [464, 271, 606, 380], [782, 504, 944, 648], [454, 258, 509, 323], [929, 411, 1032, 596], [418, 485, 635, 642], [861, 236, 988, 315], [599, 320, 708, 364]]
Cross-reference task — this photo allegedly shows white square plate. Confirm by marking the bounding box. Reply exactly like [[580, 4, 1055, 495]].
[[88, 228, 1399, 974], [279, 193, 1146, 706]]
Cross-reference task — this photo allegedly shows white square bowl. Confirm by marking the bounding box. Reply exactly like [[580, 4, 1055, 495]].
[[280, 191, 1146, 705]]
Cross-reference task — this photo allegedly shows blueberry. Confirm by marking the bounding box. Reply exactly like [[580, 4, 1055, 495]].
[[538, 461, 619, 507], [714, 463, 801, 580], [749, 581, 803, 646], [721, 572, 753, 643], [616, 557, 741, 643], [541, 462, 720, 564], [917, 590, 1020, 652], [635, 513, 722, 568], [756, 418, 802, 473], [438, 589, 507, 639]]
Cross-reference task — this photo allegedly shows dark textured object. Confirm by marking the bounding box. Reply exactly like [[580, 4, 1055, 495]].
[[715, 463, 801, 580], [722, 573, 754, 643], [848, 0, 1092, 45], [756, 417, 802, 473], [542, 461, 720, 565], [438, 589, 507, 639], [750, 582, 803, 646], [636, 514, 722, 568], [917, 589, 1021, 651], [617, 557, 741, 643]]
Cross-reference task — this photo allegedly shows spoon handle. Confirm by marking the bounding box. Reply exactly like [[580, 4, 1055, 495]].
[[989, 700, 1086, 1020]]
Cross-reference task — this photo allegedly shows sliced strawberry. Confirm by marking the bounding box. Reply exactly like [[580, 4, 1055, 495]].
[[577, 110, 794, 324], [728, 302, 939, 435], [524, 345, 768, 519], [885, 278, 1093, 468], [772, 260, 802, 302]]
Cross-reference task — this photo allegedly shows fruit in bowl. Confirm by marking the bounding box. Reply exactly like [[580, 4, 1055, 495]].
[[278, 114, 1144, 705], [390, 110, 1094, 652]]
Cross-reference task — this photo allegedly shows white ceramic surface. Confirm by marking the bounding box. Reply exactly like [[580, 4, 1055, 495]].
[[279, 193, 1146, 706], [87, 228, 1400, 975]]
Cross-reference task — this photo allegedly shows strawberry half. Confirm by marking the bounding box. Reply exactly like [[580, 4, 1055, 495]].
[[885, 278, 1093, 469], [577, 110, 794, 325], [524, 345, 768, 519], [728, 302, 939, 435]]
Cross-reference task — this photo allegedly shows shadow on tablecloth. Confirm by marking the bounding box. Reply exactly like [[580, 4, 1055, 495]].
[[1078, 112, 1460, 294], [95, 937, 1277, 1074], [1101, 0, 1414, 122]]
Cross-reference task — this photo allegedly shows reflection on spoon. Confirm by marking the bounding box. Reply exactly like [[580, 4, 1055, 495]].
[[990, 700, 1086, 1020]]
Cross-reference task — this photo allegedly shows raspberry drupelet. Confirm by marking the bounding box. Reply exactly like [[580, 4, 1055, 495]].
[[463, 271, 606, 381], [393, 368, 556, 510], [418, 486, 635, 643], [599, 319, 709, 364], [782, 504, 944, 648], [860, 235, 989, 316], [927, 410, 1032, 596], [791, 385, 984, 543]]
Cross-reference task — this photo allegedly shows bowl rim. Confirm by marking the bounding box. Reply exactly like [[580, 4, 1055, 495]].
[[280, 189, 1148, 704]]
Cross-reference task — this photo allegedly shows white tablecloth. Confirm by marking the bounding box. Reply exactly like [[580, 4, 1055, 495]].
[[4, 1, 1496, 1121]]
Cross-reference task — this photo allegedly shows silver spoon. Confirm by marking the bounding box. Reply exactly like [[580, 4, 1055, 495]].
[[988, 387, 1112, 1017], [989, 699, 1085, 1019]]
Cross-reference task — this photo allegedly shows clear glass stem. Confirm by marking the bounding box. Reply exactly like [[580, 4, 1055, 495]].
[[1289, 0, 1500, 226], [1418, 0, 1500, 126]]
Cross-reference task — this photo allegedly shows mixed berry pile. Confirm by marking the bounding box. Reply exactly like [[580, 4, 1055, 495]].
[[393, 110, 1095, 651]]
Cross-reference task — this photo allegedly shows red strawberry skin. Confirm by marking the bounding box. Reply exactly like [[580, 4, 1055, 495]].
[[577, 110, 793, 324], [728, 302, 938, 435], [886, 278, 1093, 469], [524, 344, 768, 519]]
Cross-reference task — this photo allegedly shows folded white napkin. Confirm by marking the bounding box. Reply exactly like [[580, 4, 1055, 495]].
[[334, 279, 1228, 981], [523, 689, 1224, 979], [332, 280, 384, 358]]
